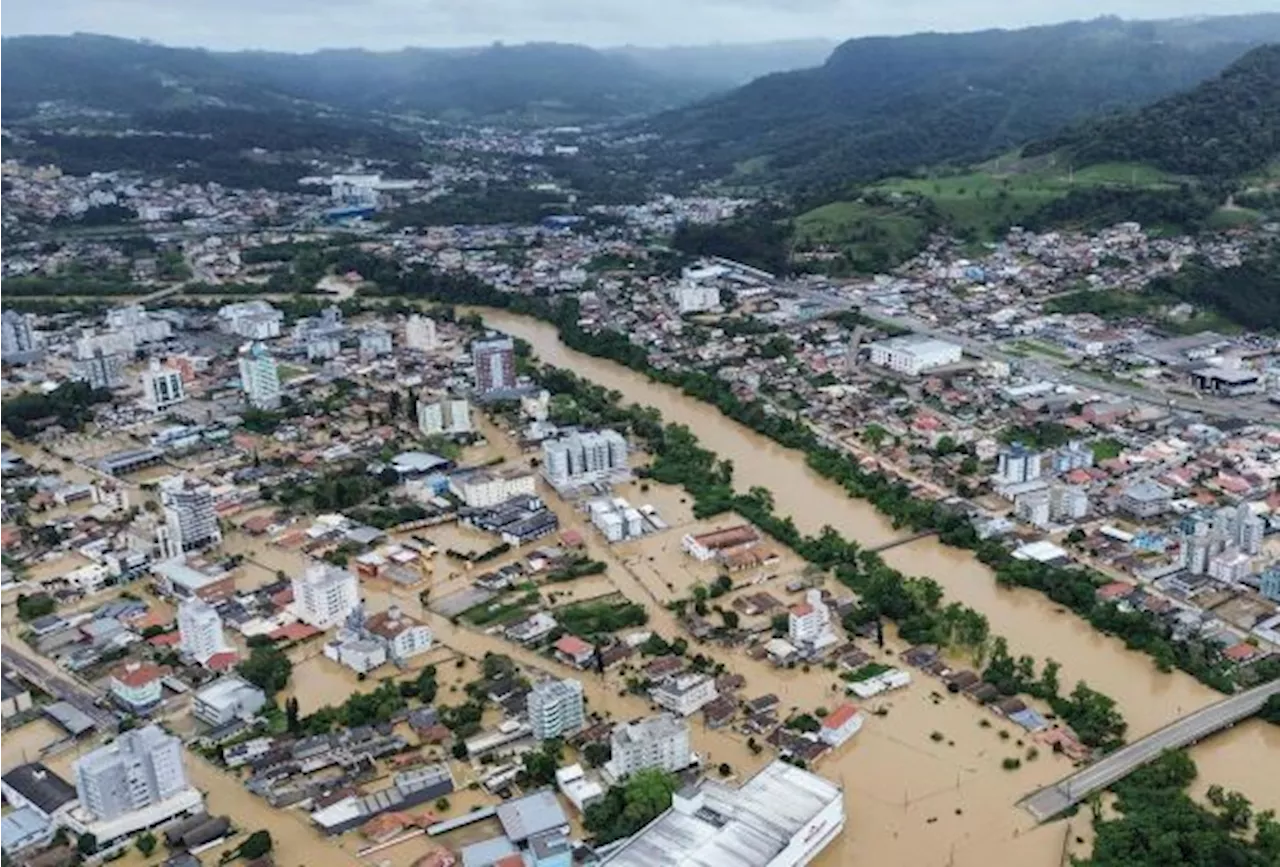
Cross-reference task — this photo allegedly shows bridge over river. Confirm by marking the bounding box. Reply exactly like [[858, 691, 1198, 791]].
[[1020, 678, 1280, 821]]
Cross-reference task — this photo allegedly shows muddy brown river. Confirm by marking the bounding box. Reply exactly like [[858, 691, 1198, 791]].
[[470, 309, 1279, 826]]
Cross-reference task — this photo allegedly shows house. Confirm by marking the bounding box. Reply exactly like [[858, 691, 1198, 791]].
[[818, 704, 864, 747], [505, 612, 557, 645], [701, 694, 737, 729], [108, 661, 168, 712], [553, 635, 595, 668], [1095, 582, 1134, 604], [650, 672, 717, 717], [364, 606, 434, 664]]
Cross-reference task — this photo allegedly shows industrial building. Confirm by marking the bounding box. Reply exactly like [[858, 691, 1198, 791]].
[[866, 335, 962, 376], [601, 760, 844, 867], [418, 397, 472, 436]]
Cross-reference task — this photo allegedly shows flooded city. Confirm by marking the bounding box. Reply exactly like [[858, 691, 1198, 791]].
[[473, 308, 1279, 819]]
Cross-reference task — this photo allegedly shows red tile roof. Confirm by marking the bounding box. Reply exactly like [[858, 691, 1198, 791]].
[[269, 623, 321, 642], [111, 662, 167, 688], [1096, 582, 1133, 601], [790, 603, 814, 617], [205, 651, 240, 672], [147, 631, 182, 647], [823, 703, 861, 730], [1223, 643, 1258, 662], [554, 635, 593, 657]]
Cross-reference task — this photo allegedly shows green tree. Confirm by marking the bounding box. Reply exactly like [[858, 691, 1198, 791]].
[[583, 741, 611, 769], [237, 645, 292, 697], [77, 833, 97, 855], [135, 832, 157, 857], [236, 830, 273, 860]]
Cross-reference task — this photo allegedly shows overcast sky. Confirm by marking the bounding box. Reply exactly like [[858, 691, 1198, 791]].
[[4, 0, 1275, 51]]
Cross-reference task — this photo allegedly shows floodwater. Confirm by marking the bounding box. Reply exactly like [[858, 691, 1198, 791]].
[[468, 308, 1276, 858], [2, 718, 65, 771]]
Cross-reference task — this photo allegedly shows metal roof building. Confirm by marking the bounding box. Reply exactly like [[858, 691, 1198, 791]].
[[494, 789, 569, 845], [602, 760, 844, 867]]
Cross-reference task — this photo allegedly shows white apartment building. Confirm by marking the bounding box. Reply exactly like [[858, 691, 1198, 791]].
[[867, 335, 962, 376], [1050, 484, 1089, 522], [73, 349, 126, 389], [363, 605, 434, 663], [788, 589, 838, 652], [404, 314, 439, 352], [107, 305, 172, 346], [359, 328, 393, 360], [604, 713, 692, 781], [160, 476, 222, 556], [1015, 489, 1051, 528], [650, 672, 718, 717], [307, 335, 342, 361], [217, 301, 283, 340], [238, 343, 282, 410], [141, 359, 186, 412], [452, 469, 537, 509], [418, 397, 472, 436], [177, 598, 227, 664], [996, 444, 1043, 485], [1, 310, 38, 359], [542, 430, 629, 488], [292, 562, 361, 629], [528, 678, 585, 741], [74, 725, 189, 821]]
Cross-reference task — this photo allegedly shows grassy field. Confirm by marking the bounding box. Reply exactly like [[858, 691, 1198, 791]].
[[870, 160, 1178, 240], [1205, 206, 1263, 229], [792, 199, 931, 272], [792, 154, 1201, 273]]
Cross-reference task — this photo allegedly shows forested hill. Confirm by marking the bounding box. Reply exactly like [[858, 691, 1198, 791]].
[[1027, 44, 1280, 177], [0, 35, 819, 125], [645, 14, 1280, 191]]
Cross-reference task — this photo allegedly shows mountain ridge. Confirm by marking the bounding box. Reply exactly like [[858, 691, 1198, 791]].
[[646, 13, 1280, 191], [0, 33, 832, 124]]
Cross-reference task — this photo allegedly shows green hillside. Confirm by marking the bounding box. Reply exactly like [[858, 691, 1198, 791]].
[[648, 14, 1280, 192], [1028, 43, 1280, 178], [794, 158, 1191, 271]]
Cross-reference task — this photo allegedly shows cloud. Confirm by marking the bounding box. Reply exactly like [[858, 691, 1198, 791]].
[[3, 0, 1276, 51]]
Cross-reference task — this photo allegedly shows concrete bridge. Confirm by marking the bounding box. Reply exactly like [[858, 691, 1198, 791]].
[[1019, 678, 1280, 821], [866, 529, 939, 554]]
